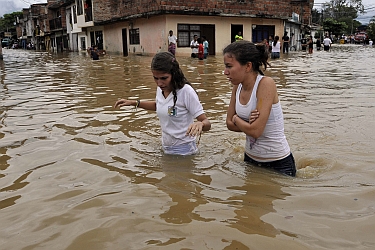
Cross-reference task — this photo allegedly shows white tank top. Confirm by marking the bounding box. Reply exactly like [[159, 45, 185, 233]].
[[235, 75, 290, 161]]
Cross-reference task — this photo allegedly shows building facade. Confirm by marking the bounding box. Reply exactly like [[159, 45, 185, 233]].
[[91, 0, 313, 56], [16, 0, 313, 55], [17, 4, 48, 50]]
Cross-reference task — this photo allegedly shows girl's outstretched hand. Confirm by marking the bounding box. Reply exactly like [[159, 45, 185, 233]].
[[114, 99, 133, 108], [186, 121, 204, 137]]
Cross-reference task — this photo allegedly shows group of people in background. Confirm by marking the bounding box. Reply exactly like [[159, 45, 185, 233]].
[[266, 32, 334, 57], [189, 34, 209, 60], [167, 29, 340, 62], [266, 32, 289, 59], [167, 28, 373, 65], [168, 30, 209, 60]]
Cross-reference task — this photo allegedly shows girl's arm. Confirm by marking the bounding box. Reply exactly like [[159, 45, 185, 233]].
[[114, 99, 156, 111], [231, 77, 277, 139], [226, 85, 242, 132]]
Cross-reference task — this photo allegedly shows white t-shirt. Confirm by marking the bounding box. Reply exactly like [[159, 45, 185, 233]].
[[190, 40, 198, 53], [156, 84, 204, 153], [323, 38, 332, 46], [272, 41, 281, 53], [369, 40, 373, 46], [168, 35, 177, 45]]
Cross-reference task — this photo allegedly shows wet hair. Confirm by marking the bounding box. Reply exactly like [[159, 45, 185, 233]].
[[223, 40, 269, 75], [151, 51, 193, 108], [273, 36, 279, 47]]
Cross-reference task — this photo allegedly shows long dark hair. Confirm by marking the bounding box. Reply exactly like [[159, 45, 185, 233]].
[[151, 51, 192, 108], [273, 36, 279, 47], [223, 40, 269, 75]]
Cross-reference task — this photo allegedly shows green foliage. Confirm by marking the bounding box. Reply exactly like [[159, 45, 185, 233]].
[[368, 17, 375, 40], [323, 18, 348, 37], [322, 0, 364, 19], [320, 0, 365, 35], [0, 12, 23, 34]]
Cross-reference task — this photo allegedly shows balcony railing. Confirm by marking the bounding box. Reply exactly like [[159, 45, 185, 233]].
[[49, 17, 62, 30]]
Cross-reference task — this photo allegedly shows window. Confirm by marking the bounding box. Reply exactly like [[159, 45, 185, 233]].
[[177, 24, 201, 47], [73, 5, 77, 23], [77, 0, 83, 15], [129, 28, 140, 45]]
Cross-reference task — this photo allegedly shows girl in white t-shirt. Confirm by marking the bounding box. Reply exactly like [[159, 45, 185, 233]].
[[114, 52, 211, 155]]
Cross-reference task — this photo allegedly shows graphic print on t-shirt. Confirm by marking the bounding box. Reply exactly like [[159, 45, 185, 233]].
[[168, 106, 177, 116]]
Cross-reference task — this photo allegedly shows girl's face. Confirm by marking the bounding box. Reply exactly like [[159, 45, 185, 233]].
[[152, 70, 172, 92], [223, 53, 248, 85]]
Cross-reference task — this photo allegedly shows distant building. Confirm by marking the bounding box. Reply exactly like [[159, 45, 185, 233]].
[[16, 0, 313, 55], [91, 0, 313, 56]]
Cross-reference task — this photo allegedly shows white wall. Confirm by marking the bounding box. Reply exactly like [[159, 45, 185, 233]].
[[102, 15, 284, 56]]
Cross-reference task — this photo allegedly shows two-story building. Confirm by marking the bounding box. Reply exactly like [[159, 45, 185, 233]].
[[18, 0, 313, 55], [47, 0, 69, 52], [65, 0, 104, 52], [87, 0, 313, 56], [17, 4, 48, 50]]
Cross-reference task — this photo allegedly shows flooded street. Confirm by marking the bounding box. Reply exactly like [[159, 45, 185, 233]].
[[1, 44, 375, 250]]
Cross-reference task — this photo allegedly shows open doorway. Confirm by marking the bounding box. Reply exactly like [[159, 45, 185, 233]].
[[201, 24, 215, 55]]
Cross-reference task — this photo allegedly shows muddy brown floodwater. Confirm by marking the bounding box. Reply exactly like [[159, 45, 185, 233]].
[[1, 44, 375, 250]]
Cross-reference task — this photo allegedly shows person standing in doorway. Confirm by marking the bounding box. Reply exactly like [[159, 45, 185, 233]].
[[323, 36, 332, 51], [282, 31, 289, 54], [235, 31, 243, 42], [168, 30, 178, 55], [202, 36, 209, 59], [190, 35, 199, 58]]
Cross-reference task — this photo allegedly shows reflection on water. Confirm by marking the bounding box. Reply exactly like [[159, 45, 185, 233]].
[[1, 45, 375, 249]]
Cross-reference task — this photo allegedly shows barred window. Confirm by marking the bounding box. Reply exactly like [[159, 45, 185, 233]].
[[129, 28, 140, 45], [177, 24, 201, 47]]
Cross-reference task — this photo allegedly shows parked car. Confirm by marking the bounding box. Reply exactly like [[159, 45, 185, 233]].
[[354, 32, 369, 44], [1, 38, 12, 48]]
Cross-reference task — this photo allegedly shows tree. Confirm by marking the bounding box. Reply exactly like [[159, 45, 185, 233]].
[[312, 9, 322, 24], [0, 12, 23, 36], [323, 18, 348, 37], [321, 0, 364, 35], [367, 16, 375, 40]]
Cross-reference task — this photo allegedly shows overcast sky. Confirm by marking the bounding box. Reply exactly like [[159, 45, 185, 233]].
[[1, 0, 375, 24]]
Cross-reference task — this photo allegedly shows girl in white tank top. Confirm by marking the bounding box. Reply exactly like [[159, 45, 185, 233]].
[[223, 41, 296, 176]]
